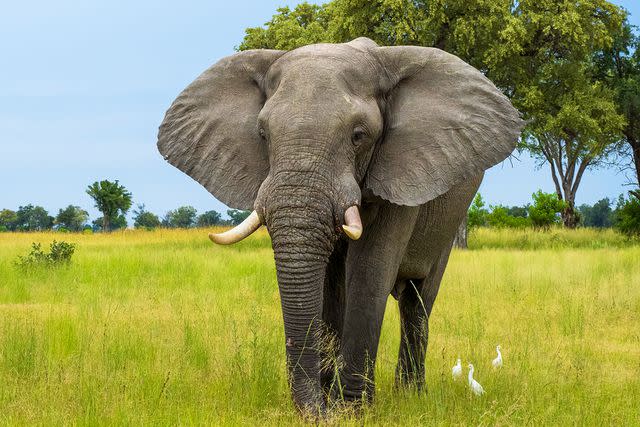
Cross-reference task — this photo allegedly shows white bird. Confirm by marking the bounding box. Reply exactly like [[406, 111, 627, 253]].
[[468, 364, 485, 396], [452, 358, 463, 380], [492, 345, 503, 369]]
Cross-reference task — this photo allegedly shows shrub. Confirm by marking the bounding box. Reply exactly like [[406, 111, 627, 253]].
[[614, 192, 640, 238], [528, 190, 566, 230], [133, 204, 161, 229], [468, 193, 488, 228], [15, 240, 76, 270], [486, 205, 531, 228]]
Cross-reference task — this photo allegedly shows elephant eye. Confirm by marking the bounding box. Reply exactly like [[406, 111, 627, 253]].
[[352, 127, 366, 145], [258, 128, 267, 141]]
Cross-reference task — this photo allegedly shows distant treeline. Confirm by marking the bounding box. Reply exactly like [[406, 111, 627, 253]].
[[469, 190, 640, 237], [1, 178, 638, 237], [0, 203, 250, 233], [0, 179, 250, 233]]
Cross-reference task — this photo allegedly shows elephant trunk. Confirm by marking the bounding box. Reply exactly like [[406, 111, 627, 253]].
[[265, 183, 336, 415]]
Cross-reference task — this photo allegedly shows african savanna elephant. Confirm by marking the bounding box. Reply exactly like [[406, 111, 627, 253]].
[[158, 37, 522, 416]]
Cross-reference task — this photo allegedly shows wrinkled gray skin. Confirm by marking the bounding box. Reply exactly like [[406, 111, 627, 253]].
[[158, 37, 523, 416]]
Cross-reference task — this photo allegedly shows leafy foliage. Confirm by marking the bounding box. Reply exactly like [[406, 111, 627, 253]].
[[0, 209, 18, 231], [86, 180, 132, 232], [528, 190, 567, 229], [15, 240, 76, 270], [55, 205, 89, 232], [486, 205, 531, 228], [613, 191, 640, 237], [133, 204, 161, 230], [92, 215, 127, 232], [468, 194, 489, 228], [578, 198, 613, 228], [197, 210, 223, 227], [595, 18, 640, 188], [163, 206, 198, 228], [227, 209, 251, 226], [14, 205, 54, 231]]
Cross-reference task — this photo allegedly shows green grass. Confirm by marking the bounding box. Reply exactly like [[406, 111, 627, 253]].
[[0, 228, 638, 425]]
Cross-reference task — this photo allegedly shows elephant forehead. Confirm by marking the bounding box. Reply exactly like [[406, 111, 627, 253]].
[[266, 47, 380, 96]]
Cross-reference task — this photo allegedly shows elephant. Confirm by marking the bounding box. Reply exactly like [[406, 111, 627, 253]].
[[157, 37, 523, 416]]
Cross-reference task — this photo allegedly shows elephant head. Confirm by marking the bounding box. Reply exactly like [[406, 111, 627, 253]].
[[158, 37, 522, 413]]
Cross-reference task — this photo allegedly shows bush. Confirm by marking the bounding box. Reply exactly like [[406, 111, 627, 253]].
[[163, 206, 197, 228], [468, 193, 488, 228], [486, 205, 531, 228], [133, 204, 161, 229], [614, 192, 640, 238], [15, 240, 76, 270], [528, 190, 566, 230]]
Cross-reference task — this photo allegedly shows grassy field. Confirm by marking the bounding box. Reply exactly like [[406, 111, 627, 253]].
[[0, 228, 638, 425]]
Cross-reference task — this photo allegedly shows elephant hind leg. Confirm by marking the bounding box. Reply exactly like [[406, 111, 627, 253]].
[[395, 277, 429, 390], [395, 250, 451, 390]]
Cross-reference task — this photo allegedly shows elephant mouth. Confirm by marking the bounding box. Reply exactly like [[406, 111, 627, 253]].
[[208, 205, 363, 245]]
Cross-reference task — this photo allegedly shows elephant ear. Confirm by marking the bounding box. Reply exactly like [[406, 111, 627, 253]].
[[365, 46, 524, 206], [157, 49, 285, 210]]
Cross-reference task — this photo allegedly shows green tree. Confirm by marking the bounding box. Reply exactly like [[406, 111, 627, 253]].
[[197, 210, 223, 227], [613, 191, 640, 237], [0, 209, 18, 231], [468, 193, 488, 228], [132, 204, 161, 230], [486, 205, 531, 228], [227, 209, 251, 226], [595, 18, 640, 188], [92, 214, 127, 232], [54, 205, 89, 232], [15, 205, 53, 231], [507, 205, 529, 218], [528, 190, 567, 230], [86, 180, 133, 232], [163, 206, 197, 228], [578, 198, 613, 228]]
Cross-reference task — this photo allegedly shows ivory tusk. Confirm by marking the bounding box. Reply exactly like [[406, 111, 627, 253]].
[[342, 205, 362, 240], [209, 210, 261, 245]]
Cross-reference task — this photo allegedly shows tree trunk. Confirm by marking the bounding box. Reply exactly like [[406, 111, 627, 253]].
[[453, 216, 468, 249], [562, 201, 579, 229], [631, 137, 640, 188], [103, 215, 110, 232]]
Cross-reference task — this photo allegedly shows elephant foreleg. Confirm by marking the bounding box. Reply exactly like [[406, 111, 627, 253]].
[[320, 240, 347, 397], [338, 204, 419, 403]]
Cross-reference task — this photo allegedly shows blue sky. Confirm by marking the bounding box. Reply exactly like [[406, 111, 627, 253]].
[[1, 1, 638, 220]]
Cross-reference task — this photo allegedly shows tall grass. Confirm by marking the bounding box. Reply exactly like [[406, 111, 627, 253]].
[[0, 229, 638, 425]]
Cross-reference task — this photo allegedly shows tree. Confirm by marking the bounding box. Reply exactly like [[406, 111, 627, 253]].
[[613, 191, 640, 237], [54, 205, 89, 232], [528, 190, 566, 230], [14, 205, 53, 231], [227, 209, 251, 226], [486, 205, 531, 228], [163, 206, 197, 228], [86, 180, 132, 232], [197, 210, 223, 227], [132, 204, 161, 229], [468, 193, 488, 228], [0, 209, 18, 231], [507, 205, 529, 218], [578, 198, 613, 228], [595, 18, 640, 188], [494, 1, 627, 228], [92, 214, 127, 232]]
